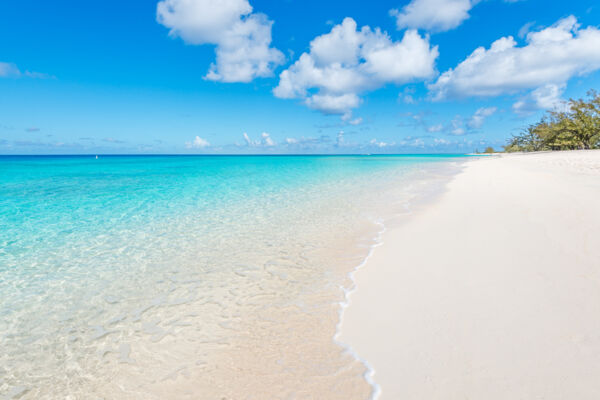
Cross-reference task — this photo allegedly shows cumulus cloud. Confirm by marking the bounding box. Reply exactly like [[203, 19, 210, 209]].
[[274, 17, 438, 117], [400, 87, 418, 104], [390, 0, 475, 32], [411, 137, 426, 147], [242, 132, 256, 146], [450, 116, 466, 135], [186, 135, 210, 148], [422, 107, 495, 136], [157, 0, 284, 82], [427, 123, 444, 133], [467, 106, 497, 129], [369, 138, 392, 147], [261, 132, 275, 146], [512, 84, 568, 115], [306, 93, 361, 115], [429, 16, 600, 106], [242, 132, 276, 146]]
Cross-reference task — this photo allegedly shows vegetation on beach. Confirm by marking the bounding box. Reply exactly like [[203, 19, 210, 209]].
[[505, 90, 600, 152]]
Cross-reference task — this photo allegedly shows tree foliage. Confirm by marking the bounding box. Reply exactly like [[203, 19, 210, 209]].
[[504, 90, 600, 152]]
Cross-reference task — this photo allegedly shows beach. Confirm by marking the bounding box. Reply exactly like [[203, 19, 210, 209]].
[[4, 0, 600, 397], [339, 150, 600, 399], [3, 152, 599, 399]]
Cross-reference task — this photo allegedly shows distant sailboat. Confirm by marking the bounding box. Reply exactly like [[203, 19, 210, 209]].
[[95, 155, 98, 159]]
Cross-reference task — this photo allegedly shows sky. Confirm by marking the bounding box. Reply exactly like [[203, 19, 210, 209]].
[[1, 0, 599, 154]]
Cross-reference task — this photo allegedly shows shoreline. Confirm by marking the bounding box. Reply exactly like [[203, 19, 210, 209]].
[[335, 222, 386, 400], [339, 150, 600, 399], [334, 158, 469, 400]]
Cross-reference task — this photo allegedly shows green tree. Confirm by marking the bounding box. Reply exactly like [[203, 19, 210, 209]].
[[504, 90, 600, 152]]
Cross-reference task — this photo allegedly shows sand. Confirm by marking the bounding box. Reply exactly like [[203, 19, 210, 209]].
[[339, 150, 600, 399]]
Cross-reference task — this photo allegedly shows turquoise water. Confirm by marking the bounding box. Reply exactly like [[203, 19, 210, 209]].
[[0, 155, 463, 399]]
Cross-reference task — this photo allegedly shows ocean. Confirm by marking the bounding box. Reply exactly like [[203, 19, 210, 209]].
[[0, 154, 464, 399]]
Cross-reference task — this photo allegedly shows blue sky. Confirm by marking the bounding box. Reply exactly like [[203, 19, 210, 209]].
[[1, 0, 599, 154]]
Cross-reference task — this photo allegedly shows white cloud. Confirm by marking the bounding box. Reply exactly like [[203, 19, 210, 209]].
[[243, 132, 259, 146], [0, 62, 52, 79], [429, 16, 600, 103], [413, 138, 425, 147], [274, 17, 438, 116], [305, 93, 361, 115], [390, 0, 475, 33], [467, 106, 497, 129], [427, 123, 444, 132], [336, 130, 345, 147], [243, 132, 276, 146], [186, 135, 210, 148], [424, 107, 496, 136], [283, 136, 329, 149], [157, 0, 284, 82], [512, 84, 567, 115], [0, 62, 21, 77], [400, 87, 418, 104], [402, 94, 416, 104], [434, 138, 450, 145], [450, 116, 466, 135], [529, 84, 566, 110], [369, 138, 391, 147], [342, 113, 363, 125], [518, 21, 536, 39], [261, 132, 275, 146]]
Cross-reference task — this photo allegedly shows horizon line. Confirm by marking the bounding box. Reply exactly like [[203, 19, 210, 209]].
[[0, 153, 472, 157]]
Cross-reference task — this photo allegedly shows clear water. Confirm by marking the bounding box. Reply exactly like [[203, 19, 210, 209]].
[[0, 155, 464, 399]]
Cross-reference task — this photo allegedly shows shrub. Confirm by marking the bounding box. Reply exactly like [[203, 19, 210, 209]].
[[504, 90, 600, 152]]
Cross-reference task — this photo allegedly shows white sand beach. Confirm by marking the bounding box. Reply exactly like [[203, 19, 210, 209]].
[[339, 150, 600, 399]]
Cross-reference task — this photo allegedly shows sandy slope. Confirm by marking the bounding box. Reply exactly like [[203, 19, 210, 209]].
[[339, 150, 600, 400]]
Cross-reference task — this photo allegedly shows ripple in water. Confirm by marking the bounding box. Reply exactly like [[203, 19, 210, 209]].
[[0, 155, 464, 399]]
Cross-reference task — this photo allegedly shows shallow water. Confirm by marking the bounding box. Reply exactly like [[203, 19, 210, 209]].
[[0, 155, 464, 399]]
